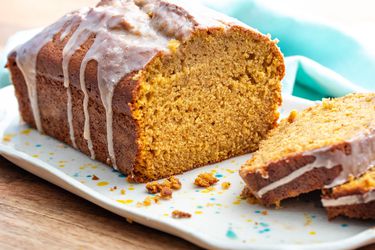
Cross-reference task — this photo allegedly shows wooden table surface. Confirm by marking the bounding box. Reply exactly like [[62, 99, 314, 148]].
[[0, 1, 374, 249]]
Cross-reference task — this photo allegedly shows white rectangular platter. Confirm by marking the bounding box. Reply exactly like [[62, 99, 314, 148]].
[[0, 85, 374, 250]]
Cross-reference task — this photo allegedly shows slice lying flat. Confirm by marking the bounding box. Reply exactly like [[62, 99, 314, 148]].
[[240, 93, 375, 206], [322, 166, 375, 220]]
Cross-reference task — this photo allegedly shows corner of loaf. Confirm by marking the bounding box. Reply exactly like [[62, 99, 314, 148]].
[[130, 26, 285, 181], [6, 0, 285, 182]]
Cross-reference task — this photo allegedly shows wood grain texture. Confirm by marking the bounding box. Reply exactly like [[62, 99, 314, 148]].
[[0, 0, 374, 249]]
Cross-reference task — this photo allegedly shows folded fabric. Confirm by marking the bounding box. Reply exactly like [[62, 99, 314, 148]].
[[1, 0, 374, 100], [203, 0, 374, 99]]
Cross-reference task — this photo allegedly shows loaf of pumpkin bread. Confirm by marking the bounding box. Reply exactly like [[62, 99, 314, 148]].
[[7, 0, 285, 182]]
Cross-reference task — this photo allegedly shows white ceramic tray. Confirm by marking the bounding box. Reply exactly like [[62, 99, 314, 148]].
[[0, 85, 374, 250]]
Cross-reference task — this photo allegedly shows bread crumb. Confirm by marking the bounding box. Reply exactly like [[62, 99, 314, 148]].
[[92, 175, 99, 181], [221, 182, 231, 190], [146, 181, 162, 194], [322, 98, 334, 109], [126, 218, 133, 224], [145, 176, 181, 194], [152, 195, 160, 204], [167, 176, 182, 190], [194, 172, 219, 187], [126, 175, 136, 183], [287, 110, 298, 123], [172, 210, 191, 219], [160, 187, 173, 200]]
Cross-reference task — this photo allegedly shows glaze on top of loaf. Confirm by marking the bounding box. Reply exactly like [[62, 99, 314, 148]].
[[11, 0, 260, 170]]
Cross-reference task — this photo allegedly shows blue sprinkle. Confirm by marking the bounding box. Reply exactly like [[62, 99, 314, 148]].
[[311, 215, 317, 219], [49, 157, 53, 160], [255, 210, 261, 214], [215, 173, 223, 178], [260, 222, 269, 227], [35, 144, 42, 147], [197, 205, 203, 209], [258, 228, 271, 234], [195, 189, 200, 192], [73, 172, 80, 177], [86, 175, 92, 178], [118, 174, 126, 178], [341, 224, 349, 227], [210, 197, 216, 201], [226, 228, 238, 239]]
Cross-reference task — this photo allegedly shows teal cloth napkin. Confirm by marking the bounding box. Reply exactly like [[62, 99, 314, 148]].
[[1, 0, 374, 100], [204, 0, 374, 99]]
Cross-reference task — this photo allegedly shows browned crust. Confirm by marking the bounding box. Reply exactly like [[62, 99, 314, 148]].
[[323, 185, 374, 200], [7, 12, 284, 182], [7, 18, 141, 176], [241, 142, 352, 205], [325, 201, 375, 220]]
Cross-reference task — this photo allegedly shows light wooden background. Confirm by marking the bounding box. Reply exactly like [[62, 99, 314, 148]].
[[0, 0, 374, 249]]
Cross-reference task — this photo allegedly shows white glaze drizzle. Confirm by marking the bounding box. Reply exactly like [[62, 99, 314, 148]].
[[68, 7, 111, 159], [14, 14, 73, 132], [13, 0, 250, 171], [61, 10, 88, 149], [66, 87, 77, 148], [256, 129, 375, 198], [64, 0, 168, 165], [79, 57, 95, 159], [62, 9, 90, 151], [322, 189, 375, 207]]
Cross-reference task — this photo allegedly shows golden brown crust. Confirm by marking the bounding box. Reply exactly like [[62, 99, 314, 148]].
[[241, 143, 350, 205], [7, 25, 141, 175], [323, 167, 375, 199], [325, 201, 375, 220]]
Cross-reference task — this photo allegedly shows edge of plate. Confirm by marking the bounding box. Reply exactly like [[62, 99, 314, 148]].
[[0, 85, 374, 250]]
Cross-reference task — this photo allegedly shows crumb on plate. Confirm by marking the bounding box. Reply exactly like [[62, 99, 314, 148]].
[[145, 176, 182, 194], [172, 210, 192, 219], [146, 181, 162, 194], [160, 187, 173, 200], [194, 172, 219, 187]]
